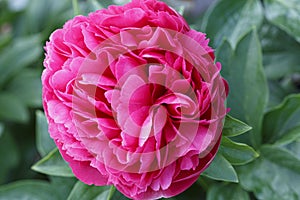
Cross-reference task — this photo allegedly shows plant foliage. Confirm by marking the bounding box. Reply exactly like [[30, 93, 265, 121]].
[[0, 0, 299, 199]]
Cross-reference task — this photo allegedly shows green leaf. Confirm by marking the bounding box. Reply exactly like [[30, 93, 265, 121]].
[[222, 115, 252, 137], [35, 110, 56, 157], [260, 23, 300, 80], [0, 130, 20, 184], [0, 35, 42, 87], [274, 126, 300, 146], [267, 80, 289, 109], [110, 189, 130, 200], [50, 177, 77, 200], [261, 145, 300, 172], [0, 92, 29, 123], [31, 148, 74, 177], [202, 153, 238, 183], [285, 140, 300, 160], [265, 0, 300, 43], [67, 181, 115, 200], [202, 0, 263, 47], [0, 123, 3, 138], [220, 137, 259, 165], [238, 145, 300, 200], [0, 32, 12, 49], [263, 94, 300, 144], [207, 183, 250, 200], [265, 51, 300, 80], [18, 0, 72, 37], [216, 29, 268, 147], [7, 69, 42, 107], [0, 180, 60, 200]]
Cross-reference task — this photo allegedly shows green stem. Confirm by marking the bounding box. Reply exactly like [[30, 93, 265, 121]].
[[72, 0, 80, 16], [107, 186, 116, 200]]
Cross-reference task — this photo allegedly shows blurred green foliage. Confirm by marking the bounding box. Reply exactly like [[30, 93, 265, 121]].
[[0, 0, 300, 199], [0, 0, 73, 186]]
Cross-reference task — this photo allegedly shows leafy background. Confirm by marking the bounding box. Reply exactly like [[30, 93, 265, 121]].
[[0, 0, 300, 199]]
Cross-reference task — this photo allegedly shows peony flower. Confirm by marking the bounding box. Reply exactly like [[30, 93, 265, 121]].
[[42, 0, 228, 199]]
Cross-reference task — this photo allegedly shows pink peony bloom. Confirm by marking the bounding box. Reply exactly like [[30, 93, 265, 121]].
[[42, 0, 228, 199]]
